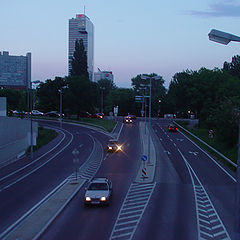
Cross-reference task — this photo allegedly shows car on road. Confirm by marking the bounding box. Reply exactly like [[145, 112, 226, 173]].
[[123, 116, 133, 123], [45, 111, 64, 118], [91, 113, 104, 119], [128, 114, 136, 120], [168, 124, 178, 132], [31, 110, 44, 116], [84, 178, 113, 206], [107, 139, 122, 152]]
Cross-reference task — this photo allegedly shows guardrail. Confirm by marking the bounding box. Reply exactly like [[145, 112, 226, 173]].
[[174, 121, 237, 168]]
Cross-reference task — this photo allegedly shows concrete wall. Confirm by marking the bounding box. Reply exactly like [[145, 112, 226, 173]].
[[0, 97, 6, 116], [0, 117, 38, 166]]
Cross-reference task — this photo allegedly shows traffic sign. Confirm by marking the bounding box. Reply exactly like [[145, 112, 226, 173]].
[[141, 155, 147, 161]]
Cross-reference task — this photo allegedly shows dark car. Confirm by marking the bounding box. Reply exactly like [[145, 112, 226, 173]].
[[124, 116, 133, 124], [78, 112, 92, 118], [107, 139, 122, 152], [84, 178, 113, 206], [168, 124, 178, 132], [128, 115, 136, 120], [91, 113, 104, 119], [45, 111, 63, 117]]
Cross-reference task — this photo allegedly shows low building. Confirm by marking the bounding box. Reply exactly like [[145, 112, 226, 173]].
[[94, 69, 114, 82], [0, 51, 31, 89]]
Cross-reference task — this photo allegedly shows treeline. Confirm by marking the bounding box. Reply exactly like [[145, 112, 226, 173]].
[[166, 55, 240, 147]]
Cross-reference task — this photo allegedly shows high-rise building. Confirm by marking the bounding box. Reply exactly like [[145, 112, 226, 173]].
[[0, 51, 31, 89], [69, 14, 94, 81]]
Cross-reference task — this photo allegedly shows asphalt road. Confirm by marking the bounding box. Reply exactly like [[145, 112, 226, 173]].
[[0, 119, 110, 237], [0, 118, 236, 240], [134, 119, 235, 240], [38, 120, 141, 240]]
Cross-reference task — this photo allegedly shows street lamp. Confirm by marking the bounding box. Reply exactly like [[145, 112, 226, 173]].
[[140, 74, 161, 165], [208, 29, 240, 238], [58, 86, 68, 128], [100, 86, 105, 114], [30, 80, 40, 159]]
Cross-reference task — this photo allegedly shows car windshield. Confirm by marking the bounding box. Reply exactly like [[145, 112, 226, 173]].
[[88, 183, 108, 190]]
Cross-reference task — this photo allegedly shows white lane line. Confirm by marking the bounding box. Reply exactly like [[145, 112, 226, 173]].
[[173, 143, 177, 147], [0, 127, 65, 183], [116, 123, 124, 140], [0, 178, 68, 239], [178, 130, 236, 182], [78, 144, 83, 148], [178, 149, 231, 240], [1, 128, 74, 191]]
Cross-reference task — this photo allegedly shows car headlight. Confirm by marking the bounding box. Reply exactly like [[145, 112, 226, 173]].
[[85, 197, 91, 201], [108, 146, 112, 150], [100, 197, 106, 201], [117, 145, 122, 150]]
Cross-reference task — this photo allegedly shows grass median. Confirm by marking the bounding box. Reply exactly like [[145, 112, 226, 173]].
[[176, 120, 237, 172], [33, 126, 58, 152]]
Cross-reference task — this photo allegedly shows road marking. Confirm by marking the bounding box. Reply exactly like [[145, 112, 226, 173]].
[[110, 182, 156, 240], [78, 144, 83, 148], [173, 143, 177, 147], [164, 150, 171, 155], [0, 127, 65, 183], [189, 151, 199, 156], [178, 127, 236, 182], [178, 149, 231, 240], [176, 138, 184, 142]]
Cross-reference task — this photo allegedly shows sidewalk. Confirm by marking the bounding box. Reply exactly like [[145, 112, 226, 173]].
[[4, 179, 85, 240], [135, 122, 156, 183]]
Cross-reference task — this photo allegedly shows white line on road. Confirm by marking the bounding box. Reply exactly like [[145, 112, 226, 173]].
[[0, 127, 65, 183], [0, 127, 74, 191]]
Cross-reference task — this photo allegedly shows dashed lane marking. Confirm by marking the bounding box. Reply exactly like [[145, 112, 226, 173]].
[[110, 182, 156, 240]]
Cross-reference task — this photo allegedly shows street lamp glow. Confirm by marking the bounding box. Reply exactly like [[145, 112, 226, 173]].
[[208, 29, 240, 45]]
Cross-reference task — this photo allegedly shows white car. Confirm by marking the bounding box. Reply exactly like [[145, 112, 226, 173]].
[[31, 110, 44, 116], [84, 178, 113, 206]]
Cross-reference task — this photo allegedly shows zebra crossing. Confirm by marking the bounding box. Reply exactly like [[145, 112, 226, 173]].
[[110, 182, 156, 240]]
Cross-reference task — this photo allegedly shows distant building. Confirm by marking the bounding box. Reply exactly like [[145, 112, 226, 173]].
[[94, 69, 114, 82], [69, 14, 94, 81], [0, 51, 31, 89]]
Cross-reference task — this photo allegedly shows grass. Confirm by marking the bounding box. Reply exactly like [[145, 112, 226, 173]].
[[33, 126, 58, 152], [64, 117, 116, 133], [176, 120, 237, 172]]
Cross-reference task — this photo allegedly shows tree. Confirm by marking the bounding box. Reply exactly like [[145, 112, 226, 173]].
[[131, 73, 166, 116], [64, 75, 99, 117], [105, 88, 137, 116], [71, 39, 89, 78], [36, 77, 66, 112], [223, 55, 240, 78]]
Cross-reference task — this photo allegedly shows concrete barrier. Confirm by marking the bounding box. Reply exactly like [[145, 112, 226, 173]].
[[0, 117, 38, 166]]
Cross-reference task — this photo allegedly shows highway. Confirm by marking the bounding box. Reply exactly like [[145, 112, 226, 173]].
[[0, 118, 236, 240]]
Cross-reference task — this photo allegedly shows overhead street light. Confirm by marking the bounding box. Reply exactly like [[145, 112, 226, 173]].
[[140, 74, 161, 165], [208, 29, 240, 45], [208, 29, 240, 238]]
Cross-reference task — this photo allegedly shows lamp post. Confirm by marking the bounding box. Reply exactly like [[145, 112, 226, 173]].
[[140, 74, 161, 165], [59, 86, 68, 129], [30, 80, 40, 159], [100, 86, 105, 114], [208, 28, 240, 238]]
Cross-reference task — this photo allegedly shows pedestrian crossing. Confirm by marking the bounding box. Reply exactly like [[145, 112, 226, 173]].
[[110, 182, 156, 240]]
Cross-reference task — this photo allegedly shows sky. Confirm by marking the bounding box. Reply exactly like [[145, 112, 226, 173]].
[[1, 0, 240, 88]]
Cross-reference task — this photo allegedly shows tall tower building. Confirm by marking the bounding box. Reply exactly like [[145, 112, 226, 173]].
[[69, 14, 94, 81]]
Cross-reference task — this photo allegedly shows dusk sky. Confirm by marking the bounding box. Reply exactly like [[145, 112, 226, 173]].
[[1, 0, 240, 88]]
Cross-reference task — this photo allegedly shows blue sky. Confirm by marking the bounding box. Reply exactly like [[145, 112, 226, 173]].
[[1, 0, 240, 88]]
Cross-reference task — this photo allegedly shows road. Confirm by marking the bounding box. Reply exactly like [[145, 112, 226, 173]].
[[0, 118, 236, 240]]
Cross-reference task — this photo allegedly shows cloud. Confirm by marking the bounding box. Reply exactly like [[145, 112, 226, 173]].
[[186, 1, 240, 18]]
